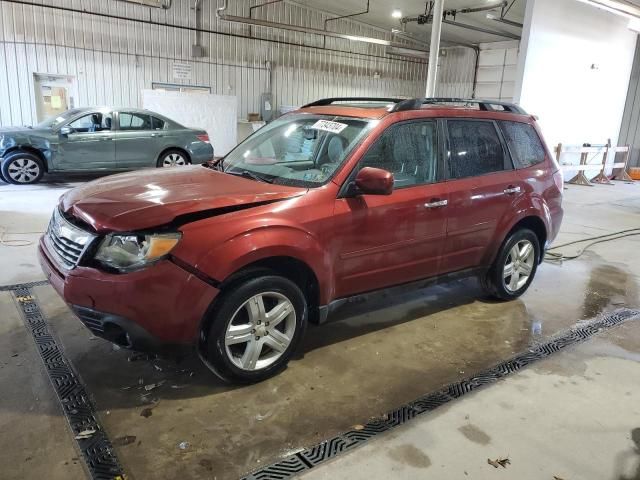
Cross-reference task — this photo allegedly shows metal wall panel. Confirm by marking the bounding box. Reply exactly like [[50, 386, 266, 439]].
[[434, 46, 476, 99], [0, 0, 430, 126], [619, 39, 640, 168]]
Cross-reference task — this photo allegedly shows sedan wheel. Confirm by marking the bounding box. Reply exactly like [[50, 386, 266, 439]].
[[1, 153, 45, 185], [162, 152, 187, 167], [224, 292, 296, 371]]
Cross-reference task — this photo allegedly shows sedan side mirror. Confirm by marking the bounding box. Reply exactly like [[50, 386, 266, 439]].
[[59, 126, 74, 137], [354, 167, 394, 195]]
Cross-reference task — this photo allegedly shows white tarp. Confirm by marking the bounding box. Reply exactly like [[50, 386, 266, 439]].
[[142, 90, 238, 156]]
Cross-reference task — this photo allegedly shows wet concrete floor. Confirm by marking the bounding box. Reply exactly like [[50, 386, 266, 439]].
[[1, 183, 639, 479]]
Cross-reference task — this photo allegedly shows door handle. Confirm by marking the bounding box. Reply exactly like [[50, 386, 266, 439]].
[[151, 133, 164, 138], [99, 137, 113, 141], [425, 199, 448, 209], [503, 186, 521, 195]]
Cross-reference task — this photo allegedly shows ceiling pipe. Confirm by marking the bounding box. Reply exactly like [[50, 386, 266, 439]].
[[248, 0, 284, 39], [451, 0, 507, 15], [323, 0, 370, 48], [486, 14, 524, 28], [442, 19, 521, 39], [216, 0, 429, 54], [117, 0, 171, 8], [193, 0, 203, 54]]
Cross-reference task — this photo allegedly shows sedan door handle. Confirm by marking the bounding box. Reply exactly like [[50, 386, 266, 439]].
[[504, 186, 521, 195], [99, 137, 113, 141], [151, 133, 164, 138], [425, 199, 448, 209]]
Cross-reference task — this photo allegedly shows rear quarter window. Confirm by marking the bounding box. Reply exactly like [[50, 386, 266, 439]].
[[499, 121, 546, 169]]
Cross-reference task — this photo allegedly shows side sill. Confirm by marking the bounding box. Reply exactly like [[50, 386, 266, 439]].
[[317, 267, 485, 325]]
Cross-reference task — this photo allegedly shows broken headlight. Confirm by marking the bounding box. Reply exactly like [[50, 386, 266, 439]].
[[94, 232, 181, 272]]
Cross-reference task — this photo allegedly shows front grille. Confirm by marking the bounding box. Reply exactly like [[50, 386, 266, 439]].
[[45, 208, 96, 270]]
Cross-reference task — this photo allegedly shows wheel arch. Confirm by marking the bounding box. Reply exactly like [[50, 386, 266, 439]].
[[483, 213, 549, 268], [509, 215, 547, 255], [4, 146, 49, 172], [198, 255, 321, 353], [158, 146, 191, 165]]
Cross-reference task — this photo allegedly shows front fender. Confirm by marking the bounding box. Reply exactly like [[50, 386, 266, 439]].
[[190, 225, 333, 304]]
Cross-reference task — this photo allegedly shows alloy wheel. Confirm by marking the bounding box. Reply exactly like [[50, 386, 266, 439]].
[[7, 158, 41, 183], [162, 153, 186, 167], [503, 239, 535, 292], [224, 292, 296, 371]]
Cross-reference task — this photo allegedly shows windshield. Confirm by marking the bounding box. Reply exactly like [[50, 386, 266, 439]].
[[222, 114, 373, 188], [36, 109, 83, 129]]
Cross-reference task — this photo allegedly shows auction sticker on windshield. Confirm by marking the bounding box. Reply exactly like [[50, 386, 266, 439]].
[[312, 120, 348, 134]]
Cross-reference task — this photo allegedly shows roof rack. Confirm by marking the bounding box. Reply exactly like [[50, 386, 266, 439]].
[[391, 98, 528, 115], [302, 97, 408, 108]]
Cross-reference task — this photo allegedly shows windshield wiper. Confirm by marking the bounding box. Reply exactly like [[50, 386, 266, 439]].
[[228, 169, 274, 184]]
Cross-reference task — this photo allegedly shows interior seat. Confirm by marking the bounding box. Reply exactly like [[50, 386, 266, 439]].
[[88, 114, 101, 132]]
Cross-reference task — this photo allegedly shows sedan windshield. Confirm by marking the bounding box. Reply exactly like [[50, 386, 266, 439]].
[[222, 114, 373, 188], [36, 109, 83, 129]]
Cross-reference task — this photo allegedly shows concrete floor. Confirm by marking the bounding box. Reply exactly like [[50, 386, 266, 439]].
[[1, 175, 640, 479]]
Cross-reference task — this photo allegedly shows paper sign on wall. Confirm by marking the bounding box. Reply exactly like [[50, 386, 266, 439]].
[[172, 62, 193, 80]]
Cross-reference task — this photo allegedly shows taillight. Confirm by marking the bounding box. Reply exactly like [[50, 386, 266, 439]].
[[553, 169, 564, 193], [197, 134, 210, 144]]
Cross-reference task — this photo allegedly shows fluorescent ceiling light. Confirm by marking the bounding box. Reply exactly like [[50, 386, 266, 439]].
[[392, 8, 403, 18], [629, 16, 640, 32], [573, 0, 640, 21]]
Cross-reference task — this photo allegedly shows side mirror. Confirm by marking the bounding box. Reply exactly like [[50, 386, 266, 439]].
[[354, 167, 394, 195], [59, 126, 73, 137]]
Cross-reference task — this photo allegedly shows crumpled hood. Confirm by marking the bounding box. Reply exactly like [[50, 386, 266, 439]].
[[0, 126, 32, 133], [61, 166, 306, 233]]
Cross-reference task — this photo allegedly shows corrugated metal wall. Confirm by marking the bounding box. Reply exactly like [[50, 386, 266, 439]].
[[434, 46, 476, 98], [0, 0, 430, 126], [619, 39, 640, 168]]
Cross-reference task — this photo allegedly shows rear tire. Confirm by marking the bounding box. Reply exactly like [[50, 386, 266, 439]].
[[157, 149, 190, 168], [481, 228, 540, 301], [1, 151, 45, 185], [202, 275, 308, 384]]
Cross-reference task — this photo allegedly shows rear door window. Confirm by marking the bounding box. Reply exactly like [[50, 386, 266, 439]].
[[119, 112, 151, 131], [446, 120, 510, 179], [499, 121, 546, 168]]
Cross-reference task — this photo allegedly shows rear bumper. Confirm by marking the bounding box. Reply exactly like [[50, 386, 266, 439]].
[[188, 143, 214, 165], [38, 238, 220, 349]]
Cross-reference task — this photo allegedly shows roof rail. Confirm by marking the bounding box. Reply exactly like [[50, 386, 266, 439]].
[[302, 97, 408, 108], [391, 98, 528, 115]]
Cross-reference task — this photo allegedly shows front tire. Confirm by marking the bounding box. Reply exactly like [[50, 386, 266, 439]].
[[481, 228, 540, 301], [202, 275, 308, 383], [157, 149, 190, 168], [1, 152, 45, 185]]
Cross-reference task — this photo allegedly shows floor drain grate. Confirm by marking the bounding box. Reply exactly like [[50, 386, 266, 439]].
[[13, 286, 124, 480], [0, 279, 49, 292], [243, 308, 640, 480]]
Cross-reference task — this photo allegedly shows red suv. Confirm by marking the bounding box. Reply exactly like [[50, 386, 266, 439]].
[[39, 97, 564, 383]]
